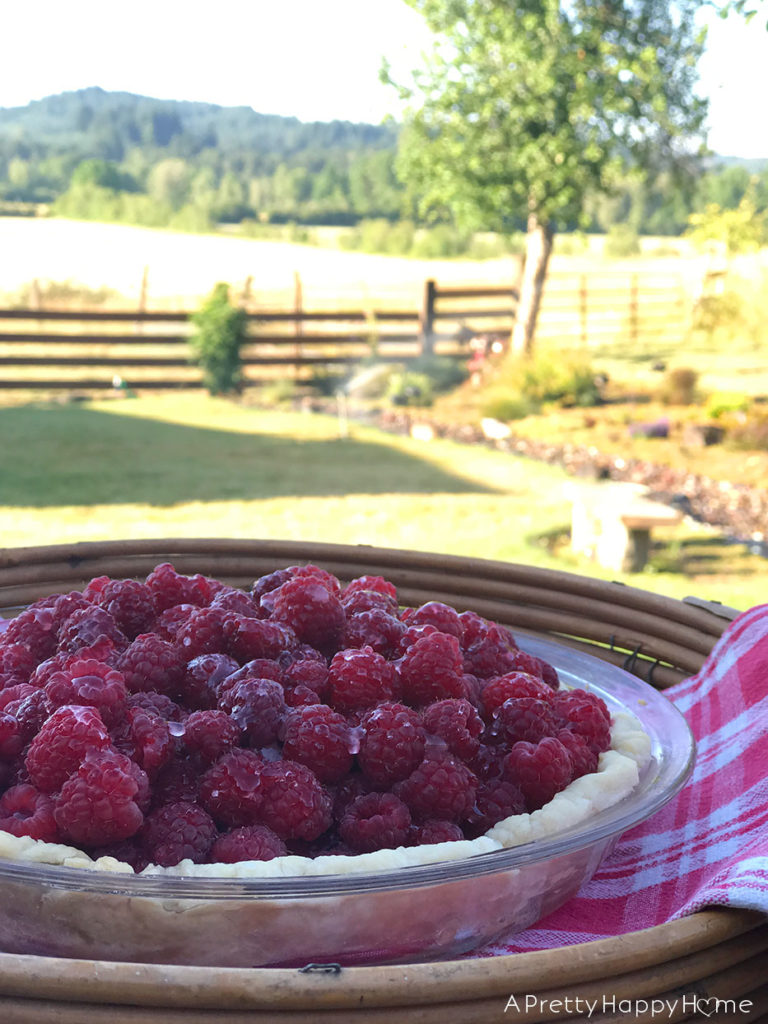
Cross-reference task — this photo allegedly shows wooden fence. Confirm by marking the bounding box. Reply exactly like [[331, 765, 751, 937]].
[[0, 280, 519, 391], [0, 271, 692, 391]]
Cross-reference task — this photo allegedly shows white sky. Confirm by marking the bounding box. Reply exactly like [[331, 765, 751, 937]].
[[0, 0, 766, 158]]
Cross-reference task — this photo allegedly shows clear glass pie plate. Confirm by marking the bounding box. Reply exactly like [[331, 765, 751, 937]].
[[0, 635, 695, 968]]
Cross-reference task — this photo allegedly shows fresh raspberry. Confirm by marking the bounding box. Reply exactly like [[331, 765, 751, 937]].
[[552, 690, 611, 753], [283, 684, 322, 707], [409, 820, 464, 846], [507, 650, 560, 690], [398, 633, 466, 707], [251, 568, 294, 603], [341, 590, 399, 617], [3, 607, 57, 661], [58, 607, 128, 656], [327, 646, 400, 713], [277, 643, 327, 669], [465, 778, 526, 836], [341, 575, 398, 602], [127, 691, 184, 721], [0, 713, 24, 761], [95, 579, 156, 640], [494, 697, 558, 746], [270, 577, 345, 654], [339, 792, 411, 853], [0, 643, 37, 688], [140, 801, 217, 867], [406, 602, 463, 638], [0, 783, 59, 842], [463, 624, 520, 679], [152, 604, 198, 640], [199, 749, 264, 826], [283, 659, 329, 701], [503, 737, 574, 812], [3, 689, 48, 742], [0, 683, 36, 712], [151, 755, 201, 807], [54, 749, 149, 846], [210, 824, 288, 863], [223, 615, 295, 663], [461, 673, 482, 707], [218, 677, 287, 747], [210, 588, 261, 618], [145, 563, 212, 612], [330, 773, 374, 821], [43, 659, 129, 726], [281, 704, 354, 783], [182, 710, 241, 763], [49, 592, 92, 631], [117, 634, 187, 698], [25, 705, 111, 793], [357, 702, 425, 786], [183, 653, 239, 709], [468, 742, 508, 781], [557, 729, 599, 778], [290, 564, 342, 596], [113, 707, 174, 777], [395, 754, 477, 823], [257, 760, 332, 841], [421, 698, 483, 760], [81, 575, 111, 601], [343, 609, 406, 657], [396, 622, 439, 655], [225, 658, 284, 686], [175, 607, 230, 660], [458, 610, 490, 648], [480, 672, 554, 721]]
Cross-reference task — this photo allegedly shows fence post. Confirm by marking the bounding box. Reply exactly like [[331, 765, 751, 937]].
[[136, 265, 149, 336], [419, 278, 436, 355], [293, 270, 303, 378], [629, 273, 639, 348]]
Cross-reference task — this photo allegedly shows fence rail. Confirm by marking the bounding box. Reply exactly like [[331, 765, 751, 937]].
[[0, 270, 693, 391]]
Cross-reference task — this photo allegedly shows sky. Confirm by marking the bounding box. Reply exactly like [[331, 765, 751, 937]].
[[1, 0, 766, 159]]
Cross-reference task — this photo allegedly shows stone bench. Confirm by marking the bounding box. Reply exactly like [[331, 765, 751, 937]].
[[567, 481, 683, 573]]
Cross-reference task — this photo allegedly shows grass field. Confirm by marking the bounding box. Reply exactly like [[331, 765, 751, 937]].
[[1, 394, 765, 611]]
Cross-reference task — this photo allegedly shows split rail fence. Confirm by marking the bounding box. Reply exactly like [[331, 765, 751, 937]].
[[0, 271, 692, 392]]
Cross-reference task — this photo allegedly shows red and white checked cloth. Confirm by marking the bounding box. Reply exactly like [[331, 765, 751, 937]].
[[477, 602, 768, 956]]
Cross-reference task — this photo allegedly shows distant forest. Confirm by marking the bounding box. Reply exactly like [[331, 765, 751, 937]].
[[1, 87, 767, 243]]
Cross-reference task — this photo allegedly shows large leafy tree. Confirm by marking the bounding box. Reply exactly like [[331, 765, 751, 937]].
[[389, 1, 709, 354]]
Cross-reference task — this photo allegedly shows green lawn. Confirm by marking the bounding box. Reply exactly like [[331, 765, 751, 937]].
[[1, 394, 765, 611]]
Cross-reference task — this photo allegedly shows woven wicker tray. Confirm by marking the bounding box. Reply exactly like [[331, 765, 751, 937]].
[[0, 539, 765, 1022]]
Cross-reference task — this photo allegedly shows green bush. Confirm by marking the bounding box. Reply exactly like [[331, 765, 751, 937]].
[[189, 283, 248, 394], [517, 354, 602, 407], [481, 394, 534, 421], [387, 371, 434, 407], [658, 367, 698, 406], [407, 355, 469, 393]]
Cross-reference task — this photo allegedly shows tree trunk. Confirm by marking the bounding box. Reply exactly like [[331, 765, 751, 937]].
[[510, 211, 554, 357]]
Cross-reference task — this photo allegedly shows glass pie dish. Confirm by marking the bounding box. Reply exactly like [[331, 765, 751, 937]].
[[0, 634, 695, 968]]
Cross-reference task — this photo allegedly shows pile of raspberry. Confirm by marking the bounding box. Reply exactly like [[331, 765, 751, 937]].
[[0, 562, 612, 871]]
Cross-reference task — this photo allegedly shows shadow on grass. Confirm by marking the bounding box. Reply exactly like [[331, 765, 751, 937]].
[[0, 403, 500, 507]]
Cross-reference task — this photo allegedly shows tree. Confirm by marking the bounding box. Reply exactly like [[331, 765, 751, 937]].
[[189, 283, 248, 395], [388, 1, 708, 354]]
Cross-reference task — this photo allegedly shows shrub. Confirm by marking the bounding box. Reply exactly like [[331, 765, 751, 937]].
[[387, 371, 434, 407], [481, 394, 534, 421], [407, 355, 469, 393], [658, 367, 698, 406], [189, 283, 248, 395], [515, 353, 602, 407]]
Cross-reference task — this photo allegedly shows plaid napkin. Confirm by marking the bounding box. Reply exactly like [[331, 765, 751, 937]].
[[477, 602, 768, 956]]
